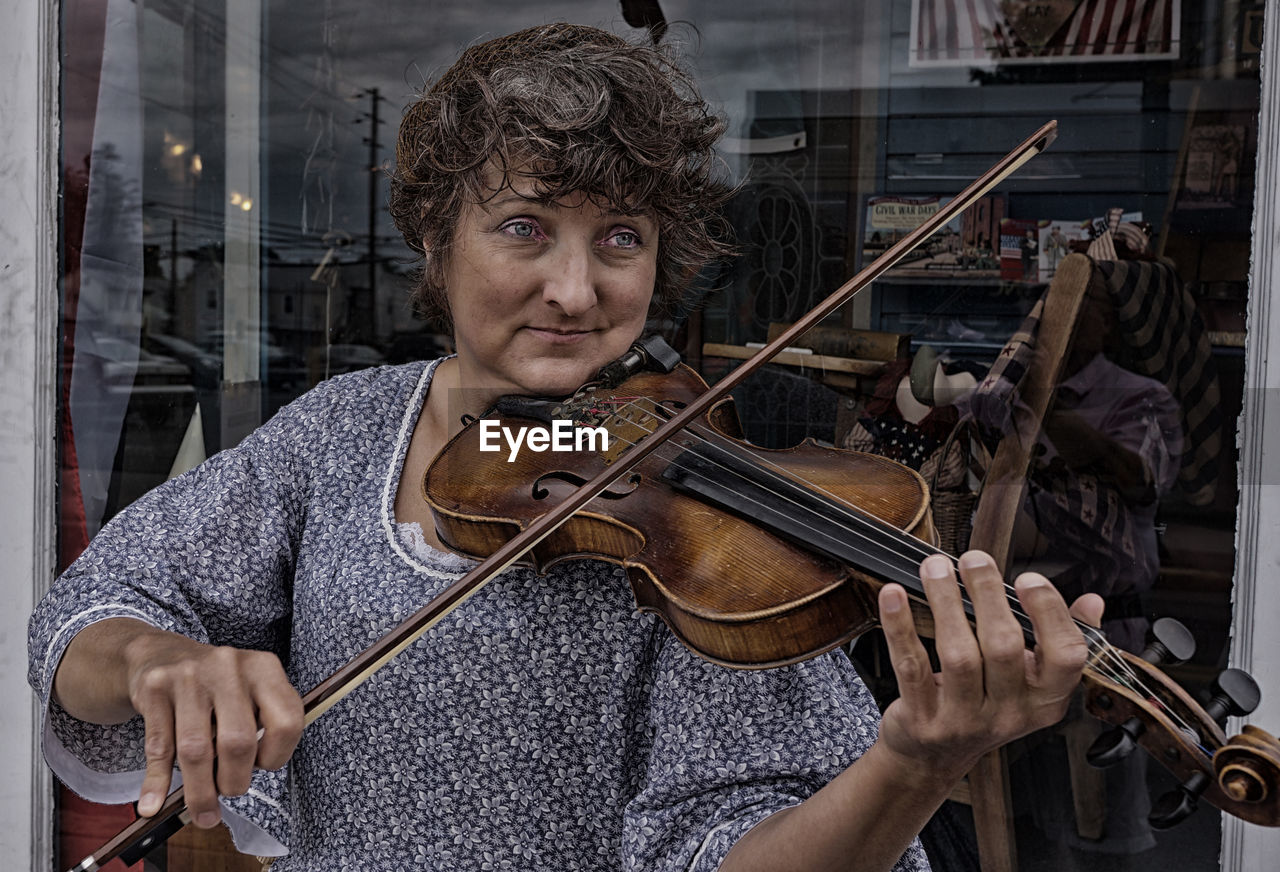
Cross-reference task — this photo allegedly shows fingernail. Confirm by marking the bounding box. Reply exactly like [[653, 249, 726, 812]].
[[958, 551, 993, 570], [922, 554, 951, 580], [881, 589, 903, 613], [137, 793, 160, 817], [197, 811, 219, 828]]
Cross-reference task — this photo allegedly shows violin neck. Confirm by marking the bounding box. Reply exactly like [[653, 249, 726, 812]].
[[660, 427, 1040, 647]]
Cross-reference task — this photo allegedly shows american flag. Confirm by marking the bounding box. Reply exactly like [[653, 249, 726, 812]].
[[910, 0, 1181, 66]]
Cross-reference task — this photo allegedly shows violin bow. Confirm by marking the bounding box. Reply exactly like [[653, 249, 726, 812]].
[[72, 120, 1058, 871]]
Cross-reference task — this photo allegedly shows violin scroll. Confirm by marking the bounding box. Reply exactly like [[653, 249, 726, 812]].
[[1215, 725, 1280, 806], [1082, 630, 1280, 827], [1147, 724, 1280, 829]]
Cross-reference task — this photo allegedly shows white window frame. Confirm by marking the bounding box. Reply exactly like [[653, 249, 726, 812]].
[[0, 0, 58, 866]]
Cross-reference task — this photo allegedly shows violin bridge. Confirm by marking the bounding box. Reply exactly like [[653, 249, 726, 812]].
[[548, 391, 669, 463]]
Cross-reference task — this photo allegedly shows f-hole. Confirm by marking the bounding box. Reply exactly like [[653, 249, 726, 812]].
[[531, 470, 642, 501]]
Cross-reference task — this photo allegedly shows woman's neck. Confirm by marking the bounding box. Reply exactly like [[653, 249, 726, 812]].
[[424, 357, 495, 442]]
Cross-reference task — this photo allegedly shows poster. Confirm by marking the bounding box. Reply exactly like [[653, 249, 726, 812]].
[[1178, 124, 1247, 209], [999, 218, 1047, 282], [909, 0, 1182, 67], [1038, 219, 1087, 279], [862, 194, 1004, 278]]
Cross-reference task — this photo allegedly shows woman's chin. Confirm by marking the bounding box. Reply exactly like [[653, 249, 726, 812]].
[[520, 345, 634, 395], [519, 363, 601, 397]]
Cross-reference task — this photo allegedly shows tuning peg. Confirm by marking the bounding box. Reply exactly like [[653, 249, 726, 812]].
[[1140, 617, 1196, 666], [1087, 716, 1144, 768], [1205, 669, 1262, 726], [1150, 770, 1210, 829]]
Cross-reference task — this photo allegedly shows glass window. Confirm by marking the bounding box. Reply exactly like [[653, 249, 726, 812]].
[[56, 1, 1264, 868]]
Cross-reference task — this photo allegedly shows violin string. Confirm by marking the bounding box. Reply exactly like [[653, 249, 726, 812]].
[[655, 414, 1178, 724], [602, 402, 1204, 738], [592, 398, 1126, 690], [621, 403, 1204, 741], [589, 398, 1191, 728], [597, 408, 1146, 702], [607, 396, 1027, 603], [604, 396, 1066, 625], [614, 398, 963, 572]]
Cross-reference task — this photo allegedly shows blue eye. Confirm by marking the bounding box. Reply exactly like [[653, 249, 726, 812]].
[[609, 230, 640, 248], [502, 219, 539, 238]]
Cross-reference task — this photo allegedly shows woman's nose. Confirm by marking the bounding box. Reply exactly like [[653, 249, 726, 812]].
[[541, 246, 598, 316]]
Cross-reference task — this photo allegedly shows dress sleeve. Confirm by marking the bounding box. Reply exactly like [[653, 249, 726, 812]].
[[26, 379, 333, 805], [622, 631, 929, 872]]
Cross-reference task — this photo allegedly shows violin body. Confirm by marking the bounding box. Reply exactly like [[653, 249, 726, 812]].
[[424, 364, 936, 668]]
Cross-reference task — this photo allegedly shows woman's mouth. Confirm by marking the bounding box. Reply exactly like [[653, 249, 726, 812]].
[[524, 327, 594, 345]]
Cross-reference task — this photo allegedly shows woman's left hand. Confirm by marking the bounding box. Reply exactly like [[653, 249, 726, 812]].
[[876, 550, 1104, 782]]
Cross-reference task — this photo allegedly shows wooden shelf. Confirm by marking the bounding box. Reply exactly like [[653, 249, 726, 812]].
[[701, 343, 887, 376]]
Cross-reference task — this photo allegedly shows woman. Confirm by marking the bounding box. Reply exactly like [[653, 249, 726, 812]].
[[30, 23, 1100, 871]]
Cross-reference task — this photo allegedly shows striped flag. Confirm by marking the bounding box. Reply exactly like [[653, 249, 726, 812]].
[[910, 0, 1181, 66]]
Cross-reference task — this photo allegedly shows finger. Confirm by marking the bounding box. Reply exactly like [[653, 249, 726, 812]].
[[1015, 573, 1090, 692], [251, 657, 304, 771], [878, 583, 937, 719], [959, 551, 1027, 703], [135, 692, 177, 818], [1070, 592, 1105, 628], [920, 553, 984, 709], [210, 653, 259, 798], [171, 680, 221, 828]]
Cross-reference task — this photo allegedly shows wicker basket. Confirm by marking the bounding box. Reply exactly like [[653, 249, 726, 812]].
[[920, 417, 983, 556]]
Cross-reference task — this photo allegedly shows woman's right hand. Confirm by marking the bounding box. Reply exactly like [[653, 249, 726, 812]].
[[53, 617, 304, 828]]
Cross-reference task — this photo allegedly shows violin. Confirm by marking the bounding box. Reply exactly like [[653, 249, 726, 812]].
[[426, 357, 934, 668], [73, 120, 1280, 870]]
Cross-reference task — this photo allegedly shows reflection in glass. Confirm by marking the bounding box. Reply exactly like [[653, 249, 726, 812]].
[[56, 1, 1260, 869]]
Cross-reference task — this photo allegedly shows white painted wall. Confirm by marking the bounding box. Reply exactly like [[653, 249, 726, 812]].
[[0, 0, 57, 866], [1224, 4, 1280, 867]]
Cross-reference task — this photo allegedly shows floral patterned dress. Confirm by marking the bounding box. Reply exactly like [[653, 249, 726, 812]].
[[29, 359, 928, 871]]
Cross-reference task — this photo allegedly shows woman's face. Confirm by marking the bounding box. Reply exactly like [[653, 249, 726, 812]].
[[439, 172, 657, 404]]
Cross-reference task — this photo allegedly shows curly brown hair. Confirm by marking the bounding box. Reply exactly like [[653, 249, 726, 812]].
[[389, 23, 735, 329]]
